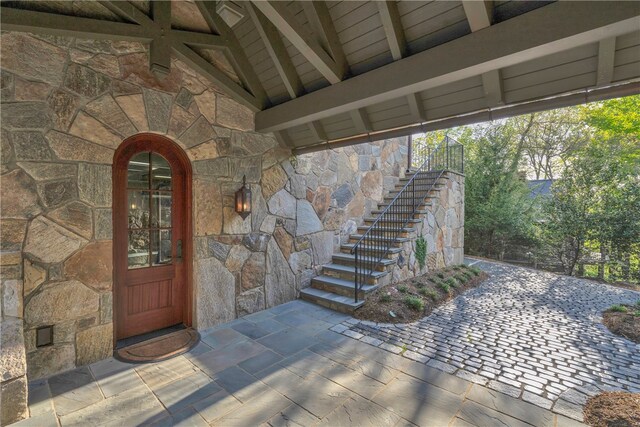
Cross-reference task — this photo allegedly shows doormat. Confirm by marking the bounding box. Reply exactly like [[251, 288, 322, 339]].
[[115, 328, 200, 363]]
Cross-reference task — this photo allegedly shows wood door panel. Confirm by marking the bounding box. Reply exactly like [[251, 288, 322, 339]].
[[127, 280, 172, 315], [113, 134, 192, 341]]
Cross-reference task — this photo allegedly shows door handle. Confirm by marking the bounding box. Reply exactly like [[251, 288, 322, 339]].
[[176, 239, 183, 260]]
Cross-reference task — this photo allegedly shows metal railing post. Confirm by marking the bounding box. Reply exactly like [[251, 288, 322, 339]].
[[407, 134, 413, 173]]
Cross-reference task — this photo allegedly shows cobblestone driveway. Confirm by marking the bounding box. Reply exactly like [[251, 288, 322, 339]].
[[334, 259, 640, 421]]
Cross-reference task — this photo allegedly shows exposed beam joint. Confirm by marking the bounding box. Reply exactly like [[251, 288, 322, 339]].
[[481, 70, 504, 107], [247, 4, 304, 99], [255, 1, 640, 132], [462, 0, 493, 32], [462, 1, 503, 107], [301, 1, 349, 80], [196, 1, 268, 108], [308, 121, 327, 142], [597, 37, 617, 86], [407, 93, 427, 122], [150, 1, 172, 78], [273, 130, 294, 149], [253, 1, 343, 84], [377, 1, 407, 61], [172, 42, 262, 112], [350, 109, 372, 133]]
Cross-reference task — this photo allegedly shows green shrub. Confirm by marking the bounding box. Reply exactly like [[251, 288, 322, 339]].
[[445, 277, 458, 288], [419, 288, 438, 300], [380, 293, 392, 303], [415, 236, 427, 269], [609, 305, 628, 313], [469, 267, 481, 276], [634, 311, 640, 317], [436, 272, 445, 279], [397, 284, 409, 293], [438, 282, 450, 293], [405, 296, 424, 311], [453, 265, 463, 271], [455, 274, 468, 284]]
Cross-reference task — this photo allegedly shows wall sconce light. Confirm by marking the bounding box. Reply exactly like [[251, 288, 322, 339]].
[[235, 175, 252, 220]]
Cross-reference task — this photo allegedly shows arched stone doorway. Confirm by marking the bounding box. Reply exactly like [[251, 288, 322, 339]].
[[112, 133, 193, 342]]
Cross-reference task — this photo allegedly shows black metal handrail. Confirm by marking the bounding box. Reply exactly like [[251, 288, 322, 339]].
[[350, 136, 464, 302]]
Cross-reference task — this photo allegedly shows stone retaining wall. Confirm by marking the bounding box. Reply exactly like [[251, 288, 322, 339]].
[[0, 31, 416, 423], [391, 172, 465, 283]]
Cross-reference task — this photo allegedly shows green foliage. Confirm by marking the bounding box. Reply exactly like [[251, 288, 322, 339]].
[[609, 305, 628, 313], [438, 282, 451, 293], [380, 293, 391, 303], [463, 121, 538, 258], [455, 273, 470, 283], [415, 236, 427, 270], [397, 285, 409, 293], [583, 95, 640, 138], [404, 296, 425, 311], [436, 272, 445, 279], [419, 288, 438, 300], [468, 267, 481, 276], [444, 277, 458, 288]]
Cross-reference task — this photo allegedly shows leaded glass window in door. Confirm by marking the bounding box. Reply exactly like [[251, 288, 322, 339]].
[[127, 152, 173, 269]]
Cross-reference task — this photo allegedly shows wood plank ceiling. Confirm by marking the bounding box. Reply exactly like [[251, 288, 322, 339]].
[[2, 1, 639, 153]]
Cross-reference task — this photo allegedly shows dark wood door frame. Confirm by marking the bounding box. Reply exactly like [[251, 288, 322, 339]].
[[112, 133, 193, 345]]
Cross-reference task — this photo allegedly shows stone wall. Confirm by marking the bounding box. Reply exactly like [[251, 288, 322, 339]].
[[0, 29, 412, 416], [390, 172, 465, 283]]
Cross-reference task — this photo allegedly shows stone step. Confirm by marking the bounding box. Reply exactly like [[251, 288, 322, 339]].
[[339, 244, 402, 257], [377, 200, 433, 209], [362, 217, 421, 225], [356, 225, 415, 236], [299, 287, 364, 313], [310, 275, 378, 299], [370, 208, 429, 216], [399, 171, 446, 182], [383, 193, 438, 201], [331, 252, 397, 270], [388, 184, 444, 197], [322, 262, 389, 284], [348, 234, 410, 245]]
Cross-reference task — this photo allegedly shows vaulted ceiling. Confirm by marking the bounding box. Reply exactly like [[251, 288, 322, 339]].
[[3, 1, 639, 153]]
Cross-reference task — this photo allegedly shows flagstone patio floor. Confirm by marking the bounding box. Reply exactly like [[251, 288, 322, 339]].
[[13, 259, 640, 426]]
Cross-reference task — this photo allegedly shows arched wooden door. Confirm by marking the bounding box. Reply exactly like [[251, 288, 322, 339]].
[[113, 134, 192, 341]]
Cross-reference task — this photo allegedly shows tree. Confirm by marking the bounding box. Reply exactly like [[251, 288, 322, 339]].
[[463, 123, 537, 258]]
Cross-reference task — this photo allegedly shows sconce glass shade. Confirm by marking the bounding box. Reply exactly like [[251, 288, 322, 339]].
[[235, 175, 251, 220]]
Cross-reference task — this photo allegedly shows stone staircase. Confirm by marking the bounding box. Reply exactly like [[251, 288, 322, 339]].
[[300, 171, 448, 313]]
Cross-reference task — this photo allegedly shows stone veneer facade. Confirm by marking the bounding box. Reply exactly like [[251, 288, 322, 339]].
[[0, 33, 463, 424]]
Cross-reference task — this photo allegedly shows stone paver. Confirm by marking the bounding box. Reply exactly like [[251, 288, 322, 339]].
[[335, 259, 640, 422], [11, 280, 615, 426]]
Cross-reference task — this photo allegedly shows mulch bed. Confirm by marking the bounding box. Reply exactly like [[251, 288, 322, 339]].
[[583, 392, 640, 427], [354, 264, 489, 323], [602, 303, 640, 344]]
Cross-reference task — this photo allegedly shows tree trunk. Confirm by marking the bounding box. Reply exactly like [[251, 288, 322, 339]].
[[598, 244, 606, 280]]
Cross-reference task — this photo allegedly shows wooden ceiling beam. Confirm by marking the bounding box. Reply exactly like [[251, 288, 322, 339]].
[[377, 1, 407, 61], [252, 1, 344, 84], [196, 1, 268, 108], [301, 1, 349, 80], [255, 1, 640, 132], [377, 1, 426, 123], [350, 109, 373, 133], [407, 93, 427, 122], [597, 37, 617, 86], [171, 42, 262, 112], [247, 4, 304, 99], [308, 121, 328, 142], [0, 6, 152, 42], [149, 1, 172, 78], [462, 0, 504, 106], [461, 0, 493, 32]]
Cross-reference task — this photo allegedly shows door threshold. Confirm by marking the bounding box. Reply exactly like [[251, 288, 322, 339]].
[[116, 324, 186, 350]]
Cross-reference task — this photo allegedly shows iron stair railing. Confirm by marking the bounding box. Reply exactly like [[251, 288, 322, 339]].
[[350, 136, 464, 302]]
